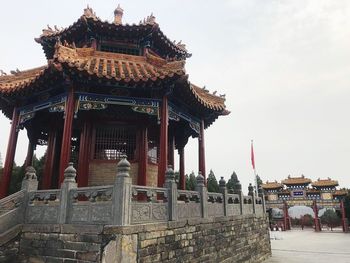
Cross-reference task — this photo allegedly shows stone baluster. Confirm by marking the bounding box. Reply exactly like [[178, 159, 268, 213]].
[[59, 162, 77, 224], [248, 183, 256, 214], [196, 172, 208, 218], [21, 166, 38, 192], [164, 166, 177, 221], [258, 185, 266, 214], [219, 177, 228, 216], [236, 181, 244, 215], [112, 155, 132, 226]]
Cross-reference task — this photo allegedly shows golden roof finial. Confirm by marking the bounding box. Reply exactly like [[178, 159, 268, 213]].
[[114, 4, 124, 25]]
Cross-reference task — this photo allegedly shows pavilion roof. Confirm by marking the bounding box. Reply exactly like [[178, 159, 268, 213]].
[[261, 181, 283, 190], [311, 178, 338, 188], [0, 45, 227, 120], [282, 175, 311, 185], [35, 6, 190, 60]]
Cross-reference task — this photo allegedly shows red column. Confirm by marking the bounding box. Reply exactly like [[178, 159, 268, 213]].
[[42, 129, 57, 189], [168, 135, 175, 169], [0, 108, 19, 198], [158, 96, 168, 187], [340, 200, 348, 233], [77, 122, 91, 187], [138, 127, 148, 186], [179, 147, 185, 190], [313, 200, 321, 232], [24, 140, 35, 167], [59, 88, 75, 185], [198, 119, 206, 181], [283, 202, 291, 230]]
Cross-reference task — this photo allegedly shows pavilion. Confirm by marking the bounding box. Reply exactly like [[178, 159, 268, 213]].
[[0, 5, 229, 197]]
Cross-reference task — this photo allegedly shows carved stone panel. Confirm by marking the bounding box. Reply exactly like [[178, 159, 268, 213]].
[[242, 204, 253, 215], [70, 205, 89, 222], [177, 203, 201, 219], [91, 204, 112, 223], [131, 203, 168, 224], [227, 204, 241, 216], [207, 203, 224, 217], [26, 205, 59, 223]]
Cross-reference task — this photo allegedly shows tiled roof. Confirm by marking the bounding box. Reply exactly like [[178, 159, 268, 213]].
[[261, 181, 283, 190], [0, 66, 48, 94], [0, 45, 227, 113], [333, 190, 347, 196], [282, 176, 311, 185], [35, 7, 190, 59], [54, 45, 186, 82], [312, 179, 338, 187], [190, 83, 226, 111]]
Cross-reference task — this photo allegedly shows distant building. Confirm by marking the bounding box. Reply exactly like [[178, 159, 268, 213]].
[[262, 175, 347, 209]]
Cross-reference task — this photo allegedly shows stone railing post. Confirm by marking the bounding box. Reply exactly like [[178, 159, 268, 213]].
[[219, 177, 228, 216], [252, 191, 257, 214], [195, 172, 208, 218], [164, 166, 177, 221], [112, 155, 132, 226], [59, 162, 77, 224], [21, 166, 38, 192], [239, 190, 244, 215], [258, 185, 266, 214]]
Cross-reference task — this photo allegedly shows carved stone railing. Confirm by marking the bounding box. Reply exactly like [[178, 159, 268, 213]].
[[26, 189, 61, 224], [0, 158, 268, 234], [131, 185, 168, 224], [68, 185, 113, 224], [0, 190, 26, 233], [177, 190, 201, 220]]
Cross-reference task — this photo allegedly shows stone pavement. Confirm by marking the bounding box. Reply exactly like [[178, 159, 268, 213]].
[[264, 229, 350, 263]]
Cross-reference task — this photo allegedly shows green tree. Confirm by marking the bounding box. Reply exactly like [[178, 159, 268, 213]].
[[226, 171, 241, 193], [256, 174, 262, 188], [321, 209, 341, 230], [207, 169, 219, 193], [8, 162, 25, 194], [32, 153, 46, 187], [185, 171, 196, 191]]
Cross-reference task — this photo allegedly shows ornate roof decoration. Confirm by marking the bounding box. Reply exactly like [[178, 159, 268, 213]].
[[333, 190, 347, 196], [282, 175, 311, 185], [35, 6, 190, 59], [54, 44, 186, 82], [312, 178, 338, 188], [261, 181, 283, 190], [0, 66, 49, 94], [190, 83, 226, 111]]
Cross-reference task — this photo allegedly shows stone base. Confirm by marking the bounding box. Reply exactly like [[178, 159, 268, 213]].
[[1, 215, 271, 263]]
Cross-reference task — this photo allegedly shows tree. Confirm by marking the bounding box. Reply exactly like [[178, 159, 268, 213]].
[[256, 174, 262, 188], [321, 209, 341, 230], [207, 169, 219, 193], [226, 171, 241, 193], [186, 171, 196, 191]]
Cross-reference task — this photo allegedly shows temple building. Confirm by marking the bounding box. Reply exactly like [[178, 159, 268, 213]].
[[262, 175, 347, 207], [0, 6, 229, 197]]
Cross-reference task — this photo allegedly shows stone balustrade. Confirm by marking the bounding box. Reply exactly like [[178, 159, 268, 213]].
[[0, 156, 266, 233]]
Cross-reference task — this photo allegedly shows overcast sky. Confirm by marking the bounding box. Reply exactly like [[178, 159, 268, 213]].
[[1, 0, 350, 191]]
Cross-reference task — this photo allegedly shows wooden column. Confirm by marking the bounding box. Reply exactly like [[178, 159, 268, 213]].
[[179, 147, 185, 190], [42, 129, 57, 189], [313, 200, 321, 232], [77, 122, 91, 187], [58, 88, 75, 185], [168, 135, 175, 169], [24, 140, 35, 167], [138, 127, 148, 186], [198, 119, 206, 181], [158, 95, 168, 187], [0, 108, 19, 198]]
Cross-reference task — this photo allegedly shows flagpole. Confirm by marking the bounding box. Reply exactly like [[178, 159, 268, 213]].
[[251, 140, 258, 194]]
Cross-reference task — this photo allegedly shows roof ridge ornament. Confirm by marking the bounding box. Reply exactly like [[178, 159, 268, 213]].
[[84, 5, 97, 19], [114, 4, 124, 25]]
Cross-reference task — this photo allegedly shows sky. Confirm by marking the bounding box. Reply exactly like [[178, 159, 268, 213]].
[[0, 0, 350, 191]]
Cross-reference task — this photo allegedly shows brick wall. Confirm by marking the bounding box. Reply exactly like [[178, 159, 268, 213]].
[[89, 162, 139, 186]]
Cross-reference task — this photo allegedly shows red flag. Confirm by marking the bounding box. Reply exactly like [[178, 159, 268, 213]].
[[251, 140, 255, 170]]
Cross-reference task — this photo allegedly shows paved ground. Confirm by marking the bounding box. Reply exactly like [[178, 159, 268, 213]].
[[264, 229, 350, 263]]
